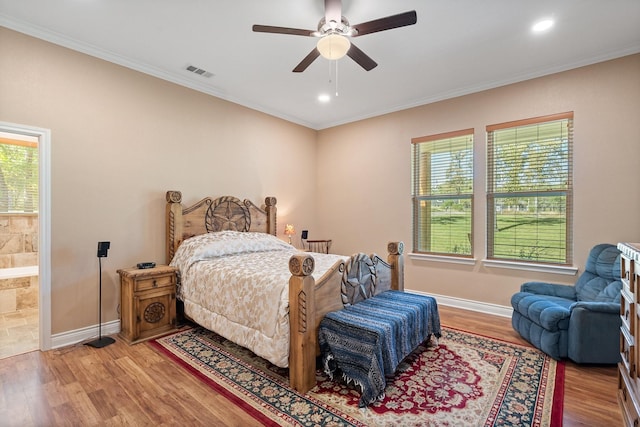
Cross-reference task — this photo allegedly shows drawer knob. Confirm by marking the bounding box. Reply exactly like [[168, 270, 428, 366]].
[[152, 280, 158, 288]]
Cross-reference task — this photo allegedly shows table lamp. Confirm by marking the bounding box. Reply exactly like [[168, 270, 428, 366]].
[[285, 224, 295, 245]]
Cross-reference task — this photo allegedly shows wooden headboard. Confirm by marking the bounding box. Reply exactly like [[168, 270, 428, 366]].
[[165, 190, 277, 263]]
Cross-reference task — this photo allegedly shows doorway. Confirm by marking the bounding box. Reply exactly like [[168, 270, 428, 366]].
[[0, 122, 51, 357]]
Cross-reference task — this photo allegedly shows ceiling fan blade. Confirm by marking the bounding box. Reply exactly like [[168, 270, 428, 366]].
[[324, 0, 342, 24], [252, 25, 315, 37], [352, 11, 417, 36], [347, 43, 377, 71], [293, 49, 321, 72]]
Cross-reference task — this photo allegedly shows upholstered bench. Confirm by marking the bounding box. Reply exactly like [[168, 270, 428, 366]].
[[318, 290, 441, 407]]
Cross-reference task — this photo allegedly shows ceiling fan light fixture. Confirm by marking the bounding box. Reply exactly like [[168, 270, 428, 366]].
[[317, 34, 351, 60]]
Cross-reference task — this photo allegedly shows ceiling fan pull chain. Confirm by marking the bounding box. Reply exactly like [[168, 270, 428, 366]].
[[335, 60, 339, 97], [327, 59, 339, 97]]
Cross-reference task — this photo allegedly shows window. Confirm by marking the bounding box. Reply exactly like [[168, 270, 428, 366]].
[[0, 135, 39, 213], [486, 112, 573, 264], [412, 129, 474, 256]]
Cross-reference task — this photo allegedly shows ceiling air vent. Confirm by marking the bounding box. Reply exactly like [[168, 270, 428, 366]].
[[185, 65, 214, 78]]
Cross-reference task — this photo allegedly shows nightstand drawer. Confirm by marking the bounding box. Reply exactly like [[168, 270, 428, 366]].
[[621, 253, 636, 297], [619, 366, 640, 427], [621, 325, 635, 376], [622, 288, 635, 335], [135, 273, 175, 292]]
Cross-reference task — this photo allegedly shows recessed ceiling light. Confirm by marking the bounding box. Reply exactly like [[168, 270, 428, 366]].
[[318, 94, 331, 103], [532, 19, 554, 33]]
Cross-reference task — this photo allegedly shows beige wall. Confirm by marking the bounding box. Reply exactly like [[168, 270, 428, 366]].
[[0, 28, 319, 334], [317, 54, 640, 307], [1, 26, 639, 337]]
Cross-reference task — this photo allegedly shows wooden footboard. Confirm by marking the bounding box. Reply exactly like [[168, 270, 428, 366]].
[[288, 242, 404, 393]]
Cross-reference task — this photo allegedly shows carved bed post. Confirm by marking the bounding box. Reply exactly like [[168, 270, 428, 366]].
[[388, 241, 405, 291], [288, 253, 317, 394], [165, 191, 183, 264], [264, 197, 277, 236]]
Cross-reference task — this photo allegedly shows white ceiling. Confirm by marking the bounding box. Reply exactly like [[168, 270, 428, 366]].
[[1, 0, 639, 130]]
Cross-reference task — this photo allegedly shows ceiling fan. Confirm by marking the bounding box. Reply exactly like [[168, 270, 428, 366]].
[[252, 0, 417, 72]]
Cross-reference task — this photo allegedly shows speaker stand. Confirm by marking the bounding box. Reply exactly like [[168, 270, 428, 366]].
[[85, 256, 115, 348], [86, 336, 115, 348]]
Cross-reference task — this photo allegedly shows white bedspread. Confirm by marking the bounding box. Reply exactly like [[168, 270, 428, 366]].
[[170, 231, 346, 368]]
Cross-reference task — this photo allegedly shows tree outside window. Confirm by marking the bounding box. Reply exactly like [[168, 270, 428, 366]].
[[0, 139, 38, 213]]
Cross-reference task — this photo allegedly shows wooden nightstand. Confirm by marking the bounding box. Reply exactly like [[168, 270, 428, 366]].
[[117, 265, 178, 344]]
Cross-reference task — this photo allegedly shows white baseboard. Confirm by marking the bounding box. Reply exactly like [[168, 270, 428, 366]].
[[48, 294, 511, 349], [407, 290, 513, 318], [51, 320, 121, 349]]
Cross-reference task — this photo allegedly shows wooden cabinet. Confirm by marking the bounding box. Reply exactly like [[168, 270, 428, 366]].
[[118, 265, 178, 344], [618, 243, 640, 426]]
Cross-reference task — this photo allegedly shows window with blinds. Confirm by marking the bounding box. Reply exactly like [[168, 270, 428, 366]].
[[486, 112, 573, 264], [412, 129, 474, 256], [0, 137, 39, 213]]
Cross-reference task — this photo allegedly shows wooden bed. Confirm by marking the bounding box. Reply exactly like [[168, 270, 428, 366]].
[[165, 190, 404, 393]]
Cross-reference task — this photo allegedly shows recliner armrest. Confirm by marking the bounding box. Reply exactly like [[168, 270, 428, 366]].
[[568, 303, 622, 364], [571, 301, 620, 314], [521, 281, 577, 299]]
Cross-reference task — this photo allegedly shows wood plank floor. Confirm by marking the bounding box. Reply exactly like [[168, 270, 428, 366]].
[[0, 305, 622, 426]]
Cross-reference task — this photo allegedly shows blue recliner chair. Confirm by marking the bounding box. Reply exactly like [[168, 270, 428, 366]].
[[511, 243, 622, 364]]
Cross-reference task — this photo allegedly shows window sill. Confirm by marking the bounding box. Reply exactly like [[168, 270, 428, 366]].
[[408, 253, 579, 275], [409, 253, 477, 266], [482, 259, 578, 275]]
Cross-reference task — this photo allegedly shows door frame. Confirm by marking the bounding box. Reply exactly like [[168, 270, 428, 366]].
[[0, 121, 51, 351]]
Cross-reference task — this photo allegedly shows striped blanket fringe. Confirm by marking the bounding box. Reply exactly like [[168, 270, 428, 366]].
[[322, 352, 387, 405]]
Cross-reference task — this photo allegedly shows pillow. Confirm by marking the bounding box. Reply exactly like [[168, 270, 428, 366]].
[[170, 231, 293, 273], [191, 230, 293, 259]]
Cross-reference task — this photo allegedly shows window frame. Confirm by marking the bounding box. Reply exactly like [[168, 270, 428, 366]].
[[411, 128, 474, 258], [486, 112, 573, 265]]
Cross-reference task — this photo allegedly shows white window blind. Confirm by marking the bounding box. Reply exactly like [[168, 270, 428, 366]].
[[0, 137, 39, 213], [486, 112, 573, 264], [412, 129, 474, 256]]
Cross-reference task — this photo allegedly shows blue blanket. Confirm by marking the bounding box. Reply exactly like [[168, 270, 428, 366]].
[[318, 290, 441, 407]]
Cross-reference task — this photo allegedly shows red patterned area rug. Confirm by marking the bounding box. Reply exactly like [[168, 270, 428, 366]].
[[150, 326, 564, 426]]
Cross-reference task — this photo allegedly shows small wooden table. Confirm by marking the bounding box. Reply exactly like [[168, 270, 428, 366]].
[[117, 265, 178, 344]]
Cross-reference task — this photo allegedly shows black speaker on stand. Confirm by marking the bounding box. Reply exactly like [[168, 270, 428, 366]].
[[86, 241, 115, 348]]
